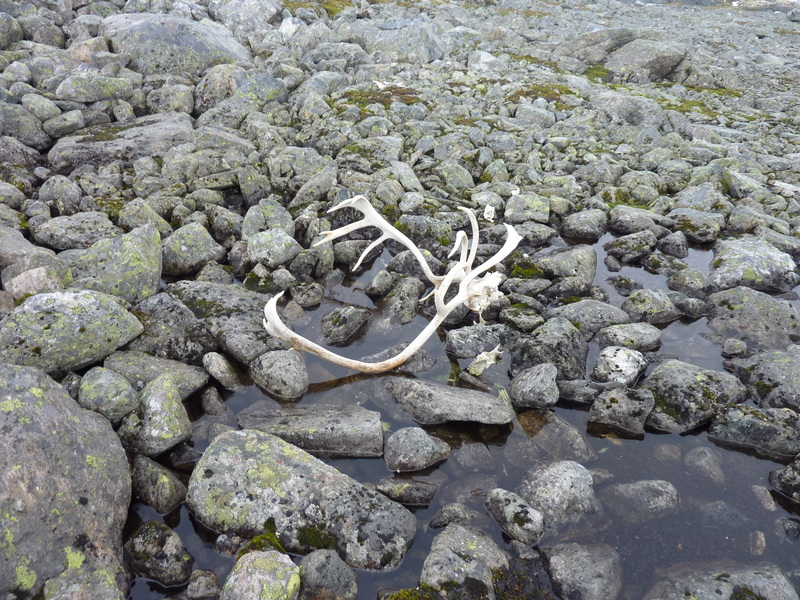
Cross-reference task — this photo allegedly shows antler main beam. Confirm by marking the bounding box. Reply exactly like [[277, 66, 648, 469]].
[[263, 195, 522, 373]]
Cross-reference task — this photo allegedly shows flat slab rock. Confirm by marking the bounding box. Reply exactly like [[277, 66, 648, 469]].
[[237, 401, 384, 458], [186, 430, 416, 570], [383, 377, 515, 425]]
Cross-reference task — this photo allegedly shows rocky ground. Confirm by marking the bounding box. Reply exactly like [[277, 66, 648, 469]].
[[2, 0, 800, 597]]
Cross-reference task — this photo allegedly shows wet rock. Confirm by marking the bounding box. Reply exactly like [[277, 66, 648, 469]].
[[102, 347, 207, 396], [548, 299, 630, 341], [188, 570, 221, 600], [642, 563, 800, 600], [603, 229, 658, 263], [220, 550, 299, 600], [485, 488, 545, 546], [517, 410, 596, 463], [383, 377, 514, 425], [599, 479, 680, 523], [33, 211, 123, 250], [298, 549, 357, 600], [445, 323, 509, 359], [126, 520, 193, 586], [48, 112, 196, 172], [378, 276, 425, 329], [588, 388, 654, 440], [359, 342, 438, 376], [320, 306, 371, 346], [118, 373, 192, 456], [511, 317, 588, 379], [0, 363, 130, 598], [684, 446, 726, 485], [667, 267, 717, 299], [591, 346, 647, 385], [642, 359, 746, 434], [517, 461, 601, 531], [384, 427, 451, 472], [708, 287, 799, 351], [419, 524, 509, 596], [710, 405, 800, 462], [249, 350, 308, 400], [163, 222, 227, 276], [64, 224, 161, 304], [376, 477, 438, 506], [595, 322, 661, 351], [621, 288, 681, 324], [540, 543, 622, 600], [186, 430, 416, 570], [238, 401, 383, 458], [132, 454, 187, 513], [0, 290, 143, 376], [203, 351, 243, 390], [697, 500, 748, 529], [510, 362, 559, 409], [770, 458, 800, 504], [78, 366, 139, 424], [710, 236, 798, 293], [529, 244, 597, 302], [658, 230, 689, 258]]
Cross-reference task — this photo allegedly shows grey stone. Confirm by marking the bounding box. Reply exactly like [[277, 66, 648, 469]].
[[247, 229, 303, 269], [642, 359, 746, 434], [0, 103, 51, 151], [0, 290, 143, 376], [517, 461, 601, 530], [621, 288, 681, 324], [658, 230, 689, 258], [0, 12, 23, 50], [510, 362, 559, 409], [163, 222, 227, 276], [376, 477, 438, 506], [249, 350, 308, 400], [33, 211, 123, 251], [43, 109, 86, 138], [591, 346, 647, 385], [642, 564, 800, 600], [600, 479, 680, 523], [320, 306, 371, 346], [560, 209, 608, 241], [104, 350, 209, 400], [511, 317, 588, 379], [710, 405, 800, 462], [588, 387, 654, 440], [707, 287, 799, 351], [187, 430, 416, 569], [0, 223, 40, 269], [445, 323, 509, 359], [219, 550, 299, 600], [38, 174, 82, 216], [78, 366, 139, 424], [533, 244, 597, 301], [516, 410, 597, 463], [378, 276, 425, 329], [709, 236, 799, 293], [548, 299, 630, 341], [126, 520, 193, 586], [684, 446, 725, 485], [55, 75, 133, 103], [242, 198, 294, 240], [485, 488, 544, 546], [595, 322, 661, 351], [540, 543, 622, 600], [505, 192, 549, 224], [668, 208, 725, 244], [0, 363, 130, 599], [298, 550, 357, 600], [603, 229, 658, 263], [384, 377, 514, 425], [132, 454, 187, 513], [203, 351, 243, 390], [727, 346, 800, 412], [238, 401, 384, 458], [384, 427, 451, 472]]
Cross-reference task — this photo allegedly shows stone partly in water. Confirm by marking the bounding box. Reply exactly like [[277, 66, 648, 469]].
[[186, 430, 416, 570], [0, 363, 130, 598], [642, 563, 800, 600], [726, 345, 800, 412], [540, 543, 623, 600], [219, 551, 300, 600]]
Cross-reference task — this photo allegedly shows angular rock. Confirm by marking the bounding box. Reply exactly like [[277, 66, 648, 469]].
[[517, 410, 596, 463], [588, 387, 654, 440], [376, 477, 438, 506], [249, 350, 308, 400], [642, 359, 747, 434], [595, 322, 661, 351], [298, 549, 357, 600], [132, 454, 187, 513], [445, 323, 509, 359], [510, 362, 559, 409], [186, 430, 417, 569], [163, 222, 227, 276], [384, 427, 451, 472], [591, 346, 647, 386], [511, 317, 588, 379], [709, 405, 800, 462], [33, 211, 123, 250], [320, 306, 371, 346], [517, 461, 601, 530], [65, 225, 161, 304], [78, 366, 139, 424], [383, 377, 514, 425], [55, 75, 133, 103], [710, 236, 799, 293], [0, 363, 130, 598], [540, 543, 622, 600], [621, 288, 681, 325], [642, 563, 800, 600], [126, 520, 193, 586], [485, 488, 545, 546], [238, 401, 384, 458], [668, 208, 724, 244], [0, 290, 143, 375], [0, 223, 40, 269], [603, 229, 658, 263], [708, 287, 800, 351], [104, 351, 209, 399], [548, 299, 630, 341]]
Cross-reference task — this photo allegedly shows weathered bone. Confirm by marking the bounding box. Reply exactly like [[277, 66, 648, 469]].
[[263, 195, 522, 373]]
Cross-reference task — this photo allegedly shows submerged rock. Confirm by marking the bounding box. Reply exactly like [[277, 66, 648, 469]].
[[485, 488, 545, 546], [642, 563, 800, 600], [540, 543, 622, 600], [588, 387, 654, 439], [710, 405, 800, 462], [384, 427, 451, 472], [517, 461, 601, 531], [599, 479, 680, 523], [186, 430, 416, 570]]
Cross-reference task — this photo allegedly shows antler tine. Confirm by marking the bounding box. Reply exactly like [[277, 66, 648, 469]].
[[448, 230, 469, 264], [463, 223, 521, 285], [458, 206, 481, 270]]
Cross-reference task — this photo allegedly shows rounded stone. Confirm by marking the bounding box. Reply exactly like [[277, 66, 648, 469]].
[[384, 427, 451, 472]]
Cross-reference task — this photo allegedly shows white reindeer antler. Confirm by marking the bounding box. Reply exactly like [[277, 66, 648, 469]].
[[263, 195, 522, 374]]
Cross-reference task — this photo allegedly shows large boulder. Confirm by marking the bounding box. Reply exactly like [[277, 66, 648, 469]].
[[0, 363, 130, 598]]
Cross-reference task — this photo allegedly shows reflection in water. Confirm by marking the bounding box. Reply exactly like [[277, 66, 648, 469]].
[[131, 241, 800, 600]]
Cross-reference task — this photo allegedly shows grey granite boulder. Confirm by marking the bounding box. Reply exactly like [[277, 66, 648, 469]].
[[132, 454, 187, 514], [548, 300, 630, 341], [101, 14, 252, 78], [485, 488, 544, 546], [605, 38, 687, 81], [668, 208, 724, 244], [48, 112, 196, 172], [0, 224, 41, 269], [384, 427, 450, 472], [249, 350, 309, 400], [642, 564, 800, 600], [707, 287, 800, 351], [588, 388, 654, 440], [445, 323, 509, 359], [78, 366, 139, 424], [103, 350, 209, 400], [511, 317, 588, 379], [383, 377, 514, 425], [510, 362, 559, 409], [599, 479, 680, 523], [591, 346, 647, 386], [595, 322, 661, 351], [0, 363, 130, 599], [209, 0, 282, 47], [64, 225, 161, 304], [126, 520, 193, 586], [33, 211, 123, 251], [187, 430, 417, 569], [0, 103, 51, 151], [642, 359, 746, 433], [709, 236, 799, 293], [709, 405, 800, 462], [163, 222, 227, 276], [55, 75, 133, 103], [247, 229, 303, 269], [0, 290, 143, 376], [621, 288, 681, 325], [517, 410, 597, 463], [238, 401, 384, 458], [726, 345, 800, 412], [517, 461, 601, 531], [220, 551, 300, 600], [298, 549, 357, 600], [540, 543, 622, 600]]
